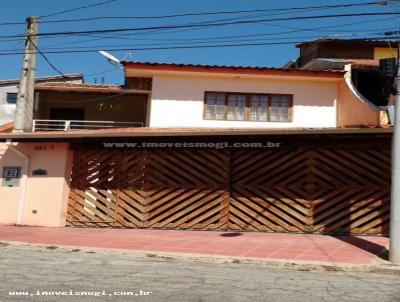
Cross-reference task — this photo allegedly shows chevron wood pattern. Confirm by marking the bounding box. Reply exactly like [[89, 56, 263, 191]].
[[67, 143, 390, 235], [229, 147, 390, 235], [67, 149, 230, 229]]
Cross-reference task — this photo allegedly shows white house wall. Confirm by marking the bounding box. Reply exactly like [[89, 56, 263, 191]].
[[149, 75, 338, 128], [0, 85, 18, 125]]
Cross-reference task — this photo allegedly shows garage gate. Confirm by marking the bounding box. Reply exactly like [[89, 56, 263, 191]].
[[66, 137, 391, 235]]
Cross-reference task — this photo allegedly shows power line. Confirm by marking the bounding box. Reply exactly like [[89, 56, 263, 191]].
[[29, 39, 65, 77], [0, 37, 397, 56], [0, 1, 388, 26], [40, 26, 398, 49], [38, 0, 118, 19], [0, 11, 397, 50], [32, 1, 391, 24], [84, 67, 119, 77], [0, 12, 399, 40], [1, 31, 388, 53]]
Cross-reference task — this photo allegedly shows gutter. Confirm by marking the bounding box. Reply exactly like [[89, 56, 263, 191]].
[[5, 139, 29, 226]]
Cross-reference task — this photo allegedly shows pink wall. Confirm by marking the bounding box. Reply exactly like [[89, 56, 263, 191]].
[[0, 142, 72, 227], [337, 81, 380, 127], [0, 144, 22, 224]]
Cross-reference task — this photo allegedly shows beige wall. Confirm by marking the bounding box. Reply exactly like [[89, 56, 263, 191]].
[[0, 142, 72, 227], [150, 74, 339, 128], [337, 80, 380, 127]]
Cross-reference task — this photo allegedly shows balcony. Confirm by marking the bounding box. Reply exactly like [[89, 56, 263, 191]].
[[32, 120, 143, 132], [32, 82, 150, 132]]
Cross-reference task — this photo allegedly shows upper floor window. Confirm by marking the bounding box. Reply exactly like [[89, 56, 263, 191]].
[[204, 92, 292, 122], [6, 93, 17, 104]]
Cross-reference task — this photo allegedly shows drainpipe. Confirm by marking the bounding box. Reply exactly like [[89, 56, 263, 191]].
[[5, 139, 30, 226]]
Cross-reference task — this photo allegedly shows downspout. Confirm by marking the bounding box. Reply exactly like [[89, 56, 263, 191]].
[[5, 139, 30, 226]]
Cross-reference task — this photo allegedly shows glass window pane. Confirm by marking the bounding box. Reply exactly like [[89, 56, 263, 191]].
[[215, 100, 225, 120], [250, 95, 268, 121], [206, 93, 225, 119], [6, 93, 17, 104], [227, 94, 245, 120], [259, 100, 268, 121], [205, 105, 215, 119], [271, 95, 290, 122]]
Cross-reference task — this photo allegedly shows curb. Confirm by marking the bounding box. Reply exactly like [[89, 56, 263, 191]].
[[1, 240, 400, 276]]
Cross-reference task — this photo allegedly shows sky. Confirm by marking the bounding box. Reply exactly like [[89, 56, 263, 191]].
[[0, 0, 399, 84]]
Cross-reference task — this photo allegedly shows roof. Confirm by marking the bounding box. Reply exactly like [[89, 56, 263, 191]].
[[0, 74, 83, 86], [296, 38, 399, 48], [300, 58, 379, 71], [0, 122, 13, 133], [122, 61, 345, 77], [34, 82, 150, 94], [0, 127, 393, 141]]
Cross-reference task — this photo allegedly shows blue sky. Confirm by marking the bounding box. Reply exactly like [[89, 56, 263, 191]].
[[0, 0, 399, 84]]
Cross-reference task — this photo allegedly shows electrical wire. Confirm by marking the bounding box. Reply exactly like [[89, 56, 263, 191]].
[[38, 0, 118, 19], [0, 1, 388, 26], [2, 31, 388, 53], [35, 1, 391, 23], [0, 12, 398, 41], [0, 37, 397, 57], [30, 39, 66, 77]]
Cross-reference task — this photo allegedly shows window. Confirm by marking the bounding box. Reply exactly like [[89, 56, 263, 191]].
[[227, 94, 246, 121], [271, 95, 291, 122], [204, 92, 292, 122], [250, 95, 268, 121], [204, 92, 225, 120], [6, 93, 17, 104]]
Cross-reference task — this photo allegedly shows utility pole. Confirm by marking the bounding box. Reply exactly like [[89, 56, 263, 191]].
[[13, 16, 38, 132], [390, 42, 400, 264]]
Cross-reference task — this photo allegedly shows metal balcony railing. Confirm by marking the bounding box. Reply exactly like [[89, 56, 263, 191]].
[[32, 120, 144, 132]]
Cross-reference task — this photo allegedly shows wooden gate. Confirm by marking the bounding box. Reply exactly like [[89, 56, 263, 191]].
[[67, 140, 391, 235], [67, 149, 231, 229]]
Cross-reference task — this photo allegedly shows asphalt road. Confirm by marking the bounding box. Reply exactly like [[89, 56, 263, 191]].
[[0, 243, 399, 302]]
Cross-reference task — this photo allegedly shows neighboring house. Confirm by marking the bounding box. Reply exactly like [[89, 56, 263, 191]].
[[285, 38, 397, 120], [0, 42, 392, 237], [0, 74, 83, 125]]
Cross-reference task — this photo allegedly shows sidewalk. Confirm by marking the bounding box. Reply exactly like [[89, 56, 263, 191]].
[[0, 225, 389, 266]]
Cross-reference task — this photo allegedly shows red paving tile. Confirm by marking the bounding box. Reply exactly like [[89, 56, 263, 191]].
[[0, 225, 389, 265]]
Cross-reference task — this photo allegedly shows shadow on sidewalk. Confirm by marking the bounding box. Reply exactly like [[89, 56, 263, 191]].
[[332, 235, 389, 260], [220, 232, 243, 237]]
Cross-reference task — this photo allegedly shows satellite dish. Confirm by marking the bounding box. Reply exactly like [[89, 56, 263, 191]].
[[99, 51, 121, 64]]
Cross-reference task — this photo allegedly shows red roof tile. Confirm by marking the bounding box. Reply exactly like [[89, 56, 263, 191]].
[[34, 82, 141, 94], [122, 61, 345, 77], [0, 74, 83, 85], [36, 82, 121, 89], [0, 122, 13, 133]]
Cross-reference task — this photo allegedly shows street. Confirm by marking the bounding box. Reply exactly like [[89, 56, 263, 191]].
[[0, 243, 399, 302]]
